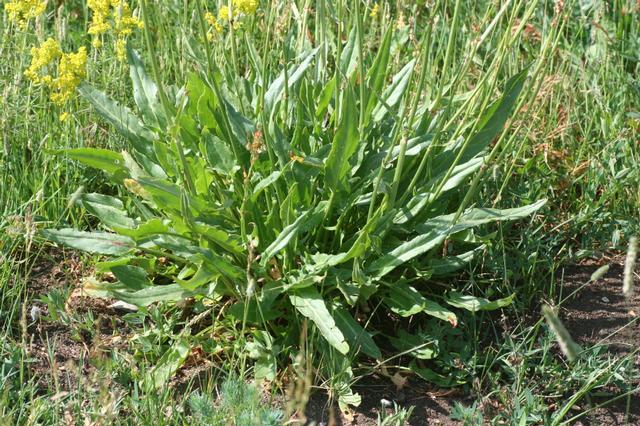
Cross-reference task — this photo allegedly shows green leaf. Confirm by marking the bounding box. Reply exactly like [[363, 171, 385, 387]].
[[251, 171, 282, 201], [372, 59, 415, 122], [339, 26, 358, 79], [289, 287, 349, 355], [56, 148, 124, 175], [111, 284, 193, 307], [127, 47, 165, 128], [383, 282, 458, 325], [463, 67, 529, 160], [394, 156, 485, 224], [112, 218, 169, 239], [264, 47, 320, 116], [364, 25, 393, 125], [370, 200, 546, 278], [111, 265, 151, 291], [42, 228, 135, 255], [427, 246, 484, 277], [79, 193, 136, 229], [144, 339, 190, 390], [201, 133, 238, 176], [445, 292, 515, 312], [324, 87, 359, 192], [78, 83, 157, 157], [132, 177, 206, 215], [333, 308, 381, 359], [389, 329, 438, 359], [260, 203, 325, 264]]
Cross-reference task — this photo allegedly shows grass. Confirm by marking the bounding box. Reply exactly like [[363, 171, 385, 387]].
[[0, 0, 639, 424]]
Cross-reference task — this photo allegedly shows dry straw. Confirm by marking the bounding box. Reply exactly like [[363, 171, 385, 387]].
[[623, 236, 637, 299], [542, 304, 582, 362]]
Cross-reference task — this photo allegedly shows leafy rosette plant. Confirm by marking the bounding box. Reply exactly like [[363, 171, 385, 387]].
[[43, 11, 546, 407]]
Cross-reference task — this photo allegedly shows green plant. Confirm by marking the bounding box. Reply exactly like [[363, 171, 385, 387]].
[[189, 379, 283, 425], [38, 0, 566, 412]]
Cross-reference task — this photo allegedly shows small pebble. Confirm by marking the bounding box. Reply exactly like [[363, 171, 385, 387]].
[[601, 296, 610, 303]]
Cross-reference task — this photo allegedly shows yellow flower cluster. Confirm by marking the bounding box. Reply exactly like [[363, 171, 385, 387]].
[[206, 0, 258, 37], [370, 3, 380, 18], [25, 38, 87, 108], [88, 0, 144, 60], [204, 11, 223, 40], [4, 0, 46, 28], [233, 0, 259, 15]]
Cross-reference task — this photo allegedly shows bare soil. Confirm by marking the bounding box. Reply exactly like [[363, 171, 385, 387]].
[[22, 251, 640, 425], [558, 255, 640, 426]]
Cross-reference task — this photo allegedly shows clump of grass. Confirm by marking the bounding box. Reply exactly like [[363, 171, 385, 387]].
[[189, 379, 283, 426]]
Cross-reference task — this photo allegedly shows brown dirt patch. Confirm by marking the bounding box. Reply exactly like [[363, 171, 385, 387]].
[[24, 250, 131, 392], [558, 255, 640, 425], [301, 376, 466, 426]]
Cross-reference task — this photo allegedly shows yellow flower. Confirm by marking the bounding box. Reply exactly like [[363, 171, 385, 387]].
[[205, 11, 223, 39], [88, 0, 143, 60], [4, 0, 46, 28], [233, 0, 258, 15], [24, 38, 62, 84], [370, 3, 379, 18], [112, 1, 144, 37], [50, 47, 87, 106], [25, 40, 87, 107], [87, 0, 112, 36], [115, 38, 126, 61], [59, 112, 70, 122], [218, 5, 231, 21]]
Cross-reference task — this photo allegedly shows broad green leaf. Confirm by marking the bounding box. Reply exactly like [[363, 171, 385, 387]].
[[416, 199, 548, 234], [315, 76, 336, 118], [324, 87, 359, 192], [364, 25, 393, 125], [333, 308, 381, 359], [372, 59, 415, 122], [411, 362, 466, 388], [228, 281, 282, 323], [112, 218, 169, 239], [201, 134, 238, 176], [289, 287, 349, 355], [144, 339, 190, 390], [132, 177, 207, 214], [445, 292, 515, 312], [251, 171, 282, 201], [192, 222, 243, 255], [78, 83, 157, 157], [383, 282, 457, 325], [79, 193, 135, 229], [339, 26, 358, 79], [394, 156, 484, 224], [463, 67, 529, 160], [310, 209, 381, 269], [389, 330, 438, 359], [370, 200, 546, 278], [260, 203, 325, 264], [111, 265, 151, 290], [111, 283, 192, 307], [56, 148, 124, 175], [427, 246, 484, 277], [127, 47, 165, 128], [264, 47, 320, 116], [42, 228, 135, 255]]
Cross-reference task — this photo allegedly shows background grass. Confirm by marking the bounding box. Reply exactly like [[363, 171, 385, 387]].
[[1, 0, 639, 424]]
